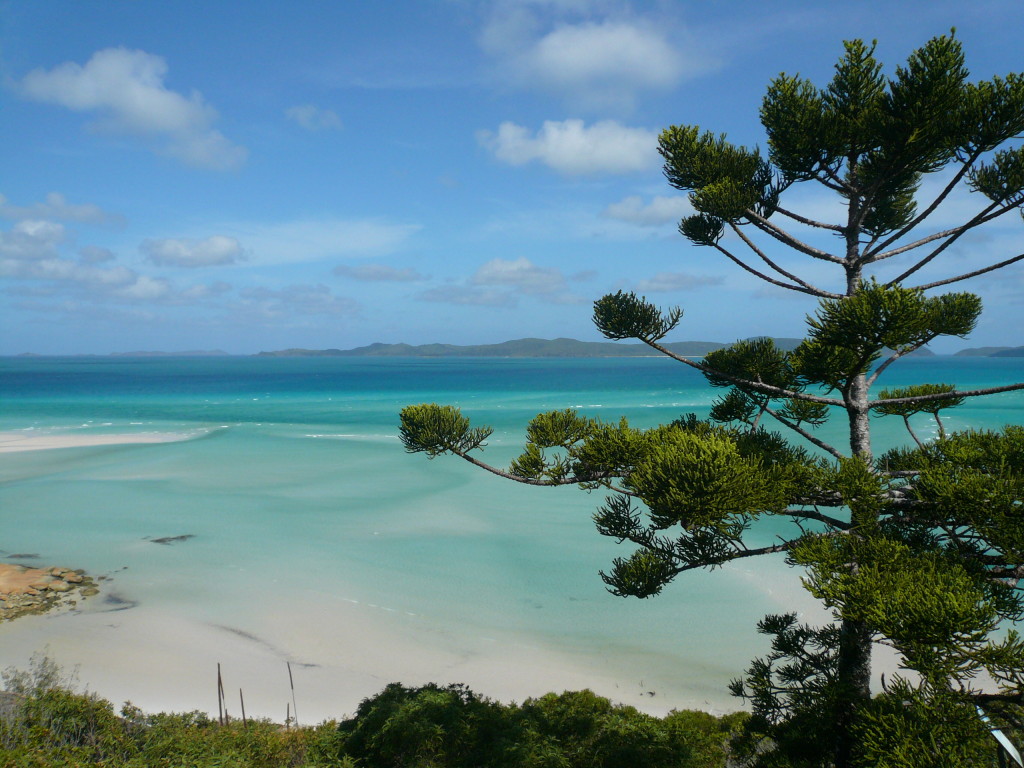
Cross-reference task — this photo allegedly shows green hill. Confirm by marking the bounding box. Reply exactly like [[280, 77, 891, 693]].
[[992, 346, 1024, 357], [955, 346, 1024, 357], [955, 346, 1014, 356], [256, 337, 804, 358], [253, 336, 938, 358]]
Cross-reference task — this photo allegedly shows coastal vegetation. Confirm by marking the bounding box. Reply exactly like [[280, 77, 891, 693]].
[[401, 34, 1024, 767], [0, 656, 744, 768]]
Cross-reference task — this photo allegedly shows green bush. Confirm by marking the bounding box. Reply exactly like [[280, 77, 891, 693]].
[[332, 683, 746, 767], [0, 656, 742, 768]]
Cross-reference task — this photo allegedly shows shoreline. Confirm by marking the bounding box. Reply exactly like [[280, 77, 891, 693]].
[[0, 593, 740, 722], [0, 430, 200, 453], [0, 554, 854, 723], [0, 579, 905, 725], [0, 563, 100, 621]]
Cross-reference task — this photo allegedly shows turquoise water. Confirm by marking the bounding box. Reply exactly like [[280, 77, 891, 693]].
[[1, 355, 1022, 715]]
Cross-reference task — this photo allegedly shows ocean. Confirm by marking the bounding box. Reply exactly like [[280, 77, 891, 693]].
[[1, 354, 1022, 720]]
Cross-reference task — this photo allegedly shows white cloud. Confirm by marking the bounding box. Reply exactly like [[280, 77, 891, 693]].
[[116, 275, 171, 300], [286, 104, 343, 131], [480, 5, 714, 110], [635, 272, 724, 292], [180, 281, 232, 300], [20, 47, 247, 170], [141, 235, 244, 268], [79, 246, 116, 263], [516, 21, 682, 109], [0, 219, 222, 306], [0, 220, 66, 261], [417, 257, 586, 307], [471, 257, 566, 294], [602, 195, 692, 226], [225, 218, 419, 265], [0, 192, 117, 224], [479, 119, 658, 175], [333, 264, 426, 282], [416, 284, 518, 308], [0, 225, 148, 294], [238, 284, 360, 317]]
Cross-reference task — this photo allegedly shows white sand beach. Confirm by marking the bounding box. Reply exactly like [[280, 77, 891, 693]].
[[0, 588, 740, 722], [0, 554, 852, 724], [0, 430, 198, 453]]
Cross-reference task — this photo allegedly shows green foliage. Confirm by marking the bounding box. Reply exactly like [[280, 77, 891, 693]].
[[777, 397, 830, 428], [704, 338, 796, 392], [600, 547, 680, 598], [874, 383, 964, 417], [729, 614, 842, 768], [627, 429, 784, 530], [679, 213, 725, 246], [592, 290, 682, 342], [331, 683, 744, 768], [854, 680, 995, 768], [709, 388, 758, 425], [659, 126, 774, 227], [791, 282, 981, 391], [400, 403, 494, 457], [335, 682, 515, 768], [400, 31, 1024, 768], [0, 665, 352, 768]]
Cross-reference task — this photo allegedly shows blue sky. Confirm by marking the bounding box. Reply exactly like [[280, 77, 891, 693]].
[[1, 0, 1021, 354]]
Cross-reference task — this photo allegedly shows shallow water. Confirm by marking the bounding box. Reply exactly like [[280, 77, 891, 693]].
[[0, 355, 1021, 717]]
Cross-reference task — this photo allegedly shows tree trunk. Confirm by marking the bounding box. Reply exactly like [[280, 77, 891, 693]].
[[835, 618, 873, 767], [846, 374, 872, 461], [833, 371, 876, 767]]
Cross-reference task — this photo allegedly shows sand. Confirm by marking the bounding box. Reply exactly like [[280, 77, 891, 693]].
[[0, 431, 196, 453], [0, 589, 736, 723]]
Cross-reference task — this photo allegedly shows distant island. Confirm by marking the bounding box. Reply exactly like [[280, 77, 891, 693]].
[[256, 337, 798, 358], [256, 337, 941, 358], [955, 346, 1024, 357], [13, 340, 1024, 359]]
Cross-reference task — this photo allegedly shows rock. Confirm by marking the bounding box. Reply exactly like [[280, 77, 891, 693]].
[[1, 562, 101, 622], [150, 534, 196, 545]]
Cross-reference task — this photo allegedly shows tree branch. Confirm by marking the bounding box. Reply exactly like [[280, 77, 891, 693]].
[[867, 338, 933, 387], [763, 404, 846, 460], [711, 242, 836, 297], [866, 154, 982, 258], [883, 201, 1015, 284], [641, 338, 846, 406], [786, 507, 851, 530], [772, 204, 845, 232], [729, 222, 840, 297], [671, 541, 793, 573], [901, 415, 925, 450], [911, 251, 1024, 292], [743, 209, 845, 264], [868, 382, 1024, 408], [864, 224, 976, 264], [450, 451, 614, 487]]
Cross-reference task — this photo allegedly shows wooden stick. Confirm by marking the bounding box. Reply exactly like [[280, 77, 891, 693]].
[[287, 661, 299, 728], [217, 663, 224, 726], [240, 688, 247, 727]]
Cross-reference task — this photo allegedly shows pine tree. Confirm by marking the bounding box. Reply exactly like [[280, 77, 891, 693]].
[[400, 34, 1024, 767]]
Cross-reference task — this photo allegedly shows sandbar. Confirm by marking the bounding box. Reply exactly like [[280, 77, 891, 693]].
[[0, 431, 195, 453]]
